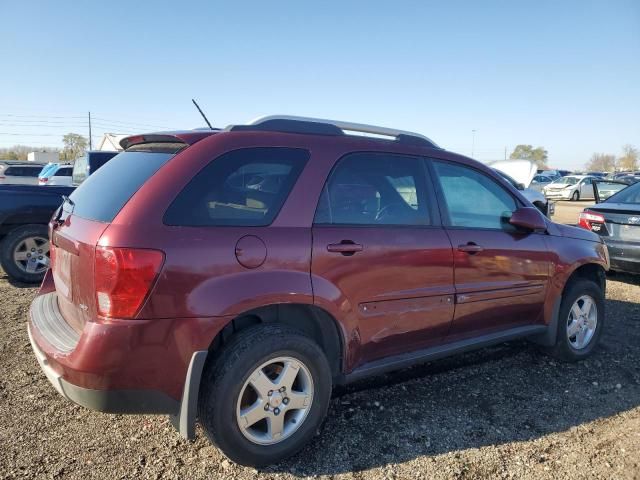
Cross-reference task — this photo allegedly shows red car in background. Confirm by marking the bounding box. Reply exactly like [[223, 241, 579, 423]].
[[29, 116, 609, 466]]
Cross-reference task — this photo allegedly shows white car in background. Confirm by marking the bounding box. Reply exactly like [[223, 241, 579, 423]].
[[490, 160, 554, 217], [543, 175, 597, 201], [38, 164, 73, 186]]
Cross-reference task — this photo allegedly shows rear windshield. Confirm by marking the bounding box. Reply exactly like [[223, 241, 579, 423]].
[[69, 151, 174, 222], [4, 166, 42, 177]]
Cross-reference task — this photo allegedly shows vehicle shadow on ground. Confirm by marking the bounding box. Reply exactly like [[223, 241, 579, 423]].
[[0, 272, 38, 289], [608, 272, 640, 286], [268, 298, 640, 476]]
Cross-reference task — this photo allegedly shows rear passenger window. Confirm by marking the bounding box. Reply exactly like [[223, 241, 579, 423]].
[[434, 161, 517, 230], [58, 167, 73, 176], [314, 153, 430, 226], [164, 147, 309, 226]]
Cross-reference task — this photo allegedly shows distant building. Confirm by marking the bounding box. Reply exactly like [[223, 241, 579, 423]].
[[27, 151, 59, 163], [96, 133, 129, 151]]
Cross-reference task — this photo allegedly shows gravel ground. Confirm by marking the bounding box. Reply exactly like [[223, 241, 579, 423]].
[[1, 206, 639, 479]]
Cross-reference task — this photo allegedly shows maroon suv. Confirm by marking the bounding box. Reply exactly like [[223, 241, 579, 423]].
[[29, 116, 609, 466]]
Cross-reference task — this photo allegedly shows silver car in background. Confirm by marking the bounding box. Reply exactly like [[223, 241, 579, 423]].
[[543, 175, 597, 201], [529, 174, 554, 192], [0, 162, 45, 185]]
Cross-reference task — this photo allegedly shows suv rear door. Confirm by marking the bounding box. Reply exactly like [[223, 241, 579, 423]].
[[311, 152, 454, 367], [431, 160, 553, 340]]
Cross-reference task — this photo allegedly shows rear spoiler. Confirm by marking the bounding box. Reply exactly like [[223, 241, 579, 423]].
[[120, 130, 219, 150]]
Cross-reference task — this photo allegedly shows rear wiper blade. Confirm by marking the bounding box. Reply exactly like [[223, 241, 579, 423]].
[[62, 195, 75, 208]]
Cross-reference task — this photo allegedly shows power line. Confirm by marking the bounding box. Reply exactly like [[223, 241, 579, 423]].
[[91, 116, 174, 129], [0, 132, 65, 136], [0, 113, 86, 119]]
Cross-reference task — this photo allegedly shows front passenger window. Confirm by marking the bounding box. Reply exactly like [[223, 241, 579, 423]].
[[434, 161, 517, 230]]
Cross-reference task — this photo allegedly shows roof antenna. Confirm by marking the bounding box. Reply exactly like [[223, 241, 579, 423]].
[[192, 98, 214, 130]]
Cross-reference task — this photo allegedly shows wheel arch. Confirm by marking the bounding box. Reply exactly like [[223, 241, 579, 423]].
[[208, 303, 345, 381], [532, 261, 606, 347]]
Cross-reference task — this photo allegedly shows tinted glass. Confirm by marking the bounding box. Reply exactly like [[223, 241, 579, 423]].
[[605, 182, 640, 204], [57, 167, 72, 176], [314, 153, 429, 226], [24, 167, 42, 177], [434, 161, 517, 230], [165, 147, 309, 226], [70, 151, 174, 222], [72, 154, 89, 185]]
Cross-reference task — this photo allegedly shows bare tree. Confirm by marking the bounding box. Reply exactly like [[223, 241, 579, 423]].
[[618, 144, 639, 171], [0, 145, 59, 161], [585, 153, 617, 172]]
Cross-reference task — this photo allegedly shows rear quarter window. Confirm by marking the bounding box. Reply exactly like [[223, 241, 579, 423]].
[[164, 147, 309, 226], [69, 150, 175, 222]]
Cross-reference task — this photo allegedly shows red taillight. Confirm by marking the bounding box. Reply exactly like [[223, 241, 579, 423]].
[[40, 177, 49, 183], [94, 247, 164, 319], [578, 211, 605, 230]]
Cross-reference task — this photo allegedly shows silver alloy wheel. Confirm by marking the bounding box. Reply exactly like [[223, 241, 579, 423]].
[[13, 236, 50, 274], [567, 294, 598, 350], [236, 356, 314, 445]]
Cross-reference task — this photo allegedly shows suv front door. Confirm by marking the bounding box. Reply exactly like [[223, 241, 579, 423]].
[[311, 152, 454, 368], [432, 160, 553, 341]]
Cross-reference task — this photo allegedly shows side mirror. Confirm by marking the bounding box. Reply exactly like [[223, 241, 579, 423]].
[[516, 182, 525, 190], [509, 207, 547, 231]]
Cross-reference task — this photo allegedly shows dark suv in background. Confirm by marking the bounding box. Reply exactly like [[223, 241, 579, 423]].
[[0, 150, 117, 283], [29, 116, 608, 466]]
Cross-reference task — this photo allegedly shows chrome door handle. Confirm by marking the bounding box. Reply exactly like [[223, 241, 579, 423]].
[[457, 243, 484, 254], [327, 241, 363, 255]]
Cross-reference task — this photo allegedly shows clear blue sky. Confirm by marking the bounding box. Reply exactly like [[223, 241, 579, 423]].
[[1, 0, 638, 169]]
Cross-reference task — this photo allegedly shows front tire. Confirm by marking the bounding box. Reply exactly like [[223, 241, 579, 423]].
[[0, 224, 50, 283], [548, 279, 604, 362], [571, 190, 580, 201], [198, 324, 332, 467]]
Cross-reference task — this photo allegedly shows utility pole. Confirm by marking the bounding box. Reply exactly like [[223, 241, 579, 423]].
[[504, 146, 507, 161], [88, 111, 92, 150], [471, 129, 477, 158]]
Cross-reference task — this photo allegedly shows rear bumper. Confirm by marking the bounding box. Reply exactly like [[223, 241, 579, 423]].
[[28, 292, 228, 417], [604, 239, 640, 274], [28, 323, 178, 414]]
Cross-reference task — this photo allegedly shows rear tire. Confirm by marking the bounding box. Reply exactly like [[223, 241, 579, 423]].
[[547, 279, 604, 362], [198, 324, 332, 467], [0, 224, 50, 284], [571, 190, 580, 201]]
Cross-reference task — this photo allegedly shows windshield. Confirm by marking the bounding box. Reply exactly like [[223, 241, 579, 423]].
[[604, 182, 640, 204], [555, 176, 579, 185]]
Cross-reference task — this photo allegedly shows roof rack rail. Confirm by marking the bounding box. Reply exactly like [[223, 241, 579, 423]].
[[229, 115, 439, 148]]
